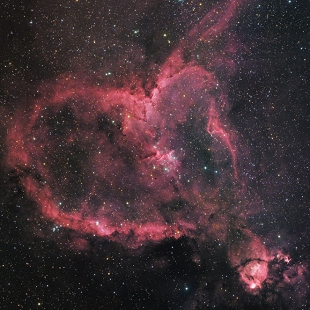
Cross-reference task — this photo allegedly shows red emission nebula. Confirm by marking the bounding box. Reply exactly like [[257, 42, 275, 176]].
[[5, 0, 302, 294]]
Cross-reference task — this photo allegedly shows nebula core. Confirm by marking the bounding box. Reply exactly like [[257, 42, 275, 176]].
[[3, 0, 309, 307]]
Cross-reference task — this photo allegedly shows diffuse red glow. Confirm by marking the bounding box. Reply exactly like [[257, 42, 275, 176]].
[[228, 228, 269, 292], [6, 0, 278, 294]]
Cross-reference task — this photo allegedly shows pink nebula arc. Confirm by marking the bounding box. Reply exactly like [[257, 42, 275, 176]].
[[6, 0, 278, 293]]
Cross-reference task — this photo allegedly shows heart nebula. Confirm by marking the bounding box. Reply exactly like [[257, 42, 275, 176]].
[[6, 0, 281, 293]]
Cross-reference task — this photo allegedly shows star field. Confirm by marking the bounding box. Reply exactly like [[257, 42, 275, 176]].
[[1, 0, 310, 309]]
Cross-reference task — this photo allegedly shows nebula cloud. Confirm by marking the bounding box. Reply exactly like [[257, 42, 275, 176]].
[[4, 0, 308, 304]]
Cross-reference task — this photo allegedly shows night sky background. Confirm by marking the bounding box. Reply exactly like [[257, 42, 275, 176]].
[[1, 0, 310, 309]]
